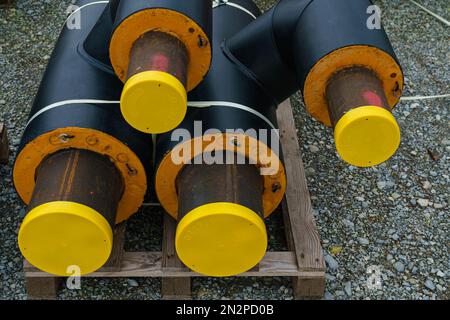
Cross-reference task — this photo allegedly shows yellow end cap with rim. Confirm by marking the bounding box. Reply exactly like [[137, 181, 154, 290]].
[[334, 106, 401, 167], [18, 201, 113, 276], [175, 202, 267, 277], [120, 70, 187, 134]]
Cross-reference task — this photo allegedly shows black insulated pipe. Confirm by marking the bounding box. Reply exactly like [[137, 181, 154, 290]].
[[225, 0, 403, 108]]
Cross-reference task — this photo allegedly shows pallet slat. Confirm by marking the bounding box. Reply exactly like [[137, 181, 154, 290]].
[[0, 123, 9, 165], [24, 251, 320, 278], [101, 222, 126, 272], [276, 101, 325, 272], [161, 214, 191, 299], [276, 101, 326, 298], [0, 0, 13, 8]]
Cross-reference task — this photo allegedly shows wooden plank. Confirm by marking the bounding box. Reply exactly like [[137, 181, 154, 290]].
[[282, 196, 325, 298], [161, 214, 191, 299], [161, 215, 184, 270], [25, 277, 60, 300], [276, 100, 325, 272], [292, 276, 326, 299], [24, 251, 318, 278], [0, 123, 9, 164], [0, 0, 12, 8], [276, 99, 325, 299], [101, 222, 126, 271]]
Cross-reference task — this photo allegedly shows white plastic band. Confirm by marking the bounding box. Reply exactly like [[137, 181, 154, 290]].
[[25, 99, 120, 127], [212, 0, 257, 19], [64, 1, 110, 25], [26, 99, 277, 131], [400, 94, 450, 101], [409, 0, 450, 27], [188, 101, 276, 130]]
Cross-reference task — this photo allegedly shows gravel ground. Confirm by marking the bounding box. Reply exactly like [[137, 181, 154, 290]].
[[0, 0, 448, 300]]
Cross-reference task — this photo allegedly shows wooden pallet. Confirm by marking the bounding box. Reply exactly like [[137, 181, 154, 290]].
[[0, 0, 13, 8], [0, 123, 9, 165], [23, 99, 326, 300]]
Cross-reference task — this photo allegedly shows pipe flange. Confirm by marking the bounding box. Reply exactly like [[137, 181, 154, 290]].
[[14, 127, 147, 224], [110, 8, 212, 91], [155, 133, 286, 219], [303, 45, 404, 126]]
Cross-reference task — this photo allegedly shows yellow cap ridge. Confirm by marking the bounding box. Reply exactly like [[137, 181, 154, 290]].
[[120, 70, 187, 134], [175, 202, 267, 277], [334, 106, 401, 167], [18, 201, 113, 276]]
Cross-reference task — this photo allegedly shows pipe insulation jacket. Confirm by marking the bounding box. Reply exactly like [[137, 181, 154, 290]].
[[154, 0, 287, 277], [14, 0, 152, 223], [14, 0, 152, 276], [225, 0, 404, 110], [224, 0, 404, 166]]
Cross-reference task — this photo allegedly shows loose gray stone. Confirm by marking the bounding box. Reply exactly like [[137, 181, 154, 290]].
[[377, 181, 387, 190], [436, 270, 445, 278], [323, 291, 334, 300], [325, 273, 336, 281], [393, 261, 405, 273], [309, 145, 319, 153], [324, 254, 339, 270], [417, 199, 429, 207], [18, 208, 26, 218], [358, 237, 369, 245], [335, 290, 345, 297], [391, 193, 401, 200], [344, 282, 352, 296], [127, 279, 139, 287], [422, 181, 432, 190], [424, 280, 435, 291]]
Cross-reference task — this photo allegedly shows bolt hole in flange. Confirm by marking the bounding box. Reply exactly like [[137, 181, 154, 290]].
[[198, 35, 207, 48]]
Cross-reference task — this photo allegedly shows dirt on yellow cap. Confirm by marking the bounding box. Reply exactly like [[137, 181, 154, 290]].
[[175, 202, 267, 277], [18, 201, 113, 276], [334, 106, 401, 167], [120, 70, 187, 134]]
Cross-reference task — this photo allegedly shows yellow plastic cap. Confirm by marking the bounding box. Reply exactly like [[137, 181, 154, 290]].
[[334, 106, 401, 167], [120, 70, 187, 134], [175, 202, 267, 277], [18, 201, 113, 276]]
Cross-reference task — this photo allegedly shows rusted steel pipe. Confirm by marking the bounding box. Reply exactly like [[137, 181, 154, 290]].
[[326, 67, 391, 127], [175, 153, 267, 277], [18, 149, 124, 276], [325, 67, 401, 167], [177, 155, 264, 221], [126, 31, 189, 87], [120, 30, 190, 134]]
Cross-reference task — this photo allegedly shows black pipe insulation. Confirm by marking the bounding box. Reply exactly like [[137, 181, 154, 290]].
[[154, 0, 286, 277], [14, 0, 151, 276], [224, 0, 404, 167]]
